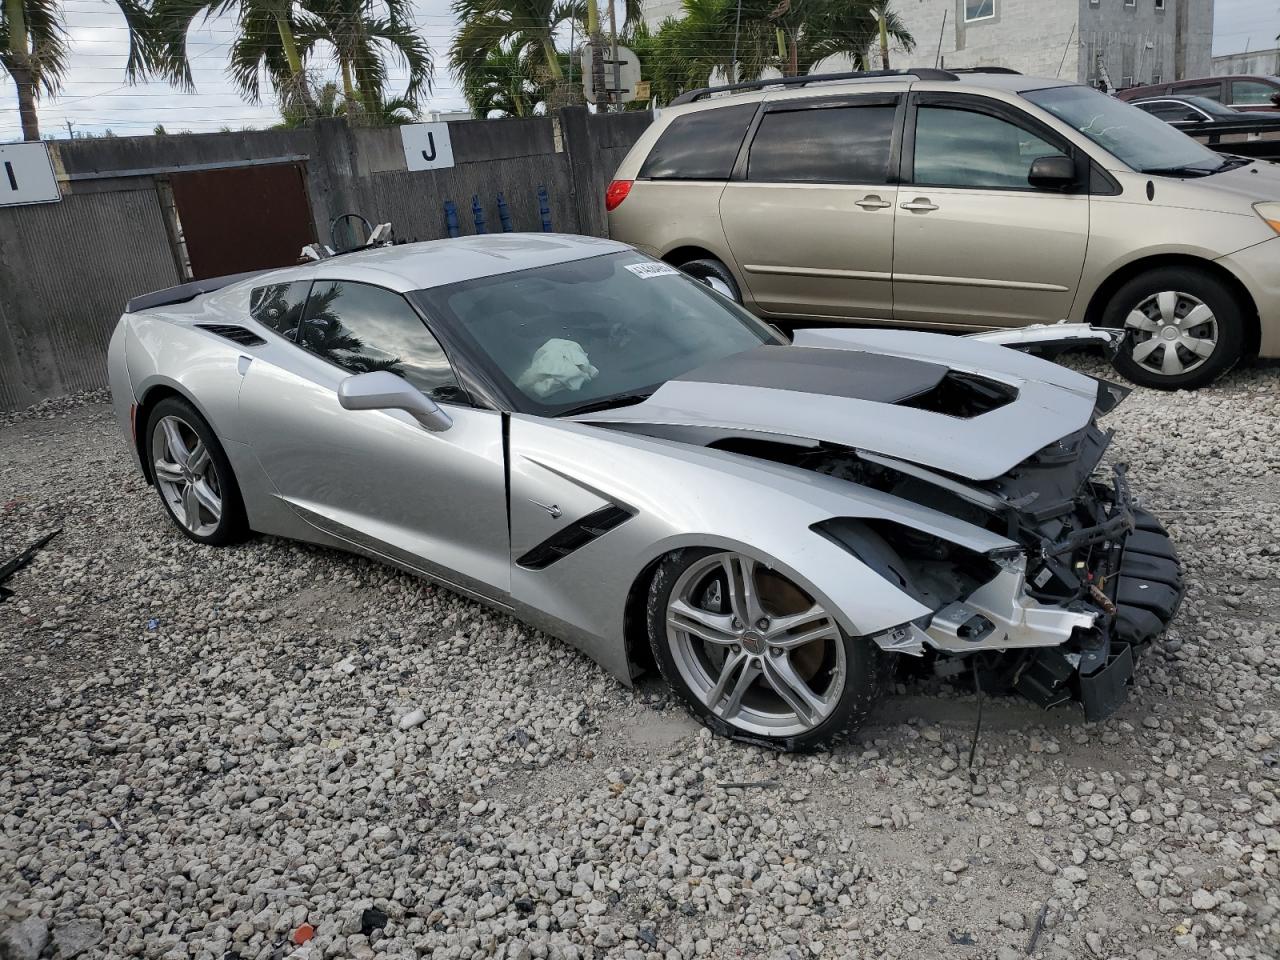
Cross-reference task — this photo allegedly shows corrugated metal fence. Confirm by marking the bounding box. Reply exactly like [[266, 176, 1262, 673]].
[[0, 108, 652, 411]]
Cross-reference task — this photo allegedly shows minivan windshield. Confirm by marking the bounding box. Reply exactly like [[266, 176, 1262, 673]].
[[1025, 85, 1229, 175], [414, 252, 779, 416]]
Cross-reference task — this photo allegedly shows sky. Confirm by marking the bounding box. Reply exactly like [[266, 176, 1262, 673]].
[[0, 0, 1277, 140]]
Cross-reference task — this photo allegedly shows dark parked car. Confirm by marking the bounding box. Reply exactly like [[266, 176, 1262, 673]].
[[1117, 75, 1280, 111], [1131, 95, 1280, 159]]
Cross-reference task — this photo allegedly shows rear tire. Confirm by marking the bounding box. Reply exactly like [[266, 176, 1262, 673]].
[[1104, 266, 1245, 390], [678, 258, 742, 303], [145, 397, 249, 546], [646, 548, 884, 750]]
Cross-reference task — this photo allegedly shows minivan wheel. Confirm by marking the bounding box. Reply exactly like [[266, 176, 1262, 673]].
[[678, 258, 742, 303], [1103, 266, 1245, 390], [646, 548, 884, 750]]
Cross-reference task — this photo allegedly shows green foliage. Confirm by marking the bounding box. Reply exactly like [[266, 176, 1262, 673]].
[[629, 0, 914, 103]]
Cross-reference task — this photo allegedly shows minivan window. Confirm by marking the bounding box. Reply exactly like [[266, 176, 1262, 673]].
[[1232, 79, 1278, 105], [913, 106, 1064, 189], [638, 103, 757, 180], [1025, 85, 1226, 175], [747, 104, 895, 183], [298, 280, 462, 401], [1175, 81, 1222, 100]]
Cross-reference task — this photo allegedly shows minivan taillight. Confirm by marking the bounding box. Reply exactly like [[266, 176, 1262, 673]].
[[605, 179, 633, 212]]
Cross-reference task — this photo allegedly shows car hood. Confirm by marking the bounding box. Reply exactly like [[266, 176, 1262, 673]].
[[572, 329, 1107, 483]]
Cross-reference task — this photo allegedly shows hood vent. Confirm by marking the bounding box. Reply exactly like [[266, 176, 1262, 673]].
[[196, 323, 267, 347], [897, 371, 1017, 419]]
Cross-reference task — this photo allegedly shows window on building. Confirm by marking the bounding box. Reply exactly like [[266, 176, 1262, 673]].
[[964, 0, 995, 23], [912, 106, 1067, 190], [1124, 0, 1135, 7], [1121, 76, 1134, 88], [1152, 73, 1162, 83], [1155, 0, 1166, 10], [747, 104, 897, 184], [638, 104, 757, 180], [298, 281, 462, 401]]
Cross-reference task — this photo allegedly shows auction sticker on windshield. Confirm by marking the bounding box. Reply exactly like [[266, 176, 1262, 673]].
[[625, 262, 680, 279]]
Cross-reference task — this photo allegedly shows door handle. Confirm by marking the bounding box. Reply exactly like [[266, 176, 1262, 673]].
[[900, 198, 939, 212], [855, 195, 893, 210]]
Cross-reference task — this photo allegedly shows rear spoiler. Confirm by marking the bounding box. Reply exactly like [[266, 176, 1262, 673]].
[[125, 269, 269, 314]]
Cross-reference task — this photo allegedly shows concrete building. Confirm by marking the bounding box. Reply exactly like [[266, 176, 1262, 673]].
[[1213, 48, 1280, 78], [641, 0, 1215, 87]]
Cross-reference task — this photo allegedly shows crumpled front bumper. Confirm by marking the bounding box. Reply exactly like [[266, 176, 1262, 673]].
[[1013, 507, 1184, 720]]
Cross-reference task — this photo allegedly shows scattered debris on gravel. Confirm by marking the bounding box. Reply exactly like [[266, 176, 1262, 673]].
[[2, 357, 1278, 960]]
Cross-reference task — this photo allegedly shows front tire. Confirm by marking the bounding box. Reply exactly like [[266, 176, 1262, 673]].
[[646, 549, 884, 750], [678, 258, 742, 303], [1104, 266, 1245, 390], [145, 397, 249, 546]]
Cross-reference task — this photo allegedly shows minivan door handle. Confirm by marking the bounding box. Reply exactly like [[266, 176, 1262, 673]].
[[900, 198, 939, 212], [855, 194, 893, 210]]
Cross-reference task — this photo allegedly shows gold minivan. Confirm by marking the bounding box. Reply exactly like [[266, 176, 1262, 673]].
[[607, 69, 1280, 389]]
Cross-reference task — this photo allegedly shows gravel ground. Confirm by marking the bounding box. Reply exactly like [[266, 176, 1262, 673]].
[[1, 358, 1278, 960]]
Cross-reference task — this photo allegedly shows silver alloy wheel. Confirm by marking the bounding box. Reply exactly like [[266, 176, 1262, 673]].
[[1124, 290, 1218, 378], [665, 551, 846, 738], [150, 415, 223, 537]]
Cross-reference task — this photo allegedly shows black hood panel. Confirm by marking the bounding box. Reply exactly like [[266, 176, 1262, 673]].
[[676, 345, 950, 404]]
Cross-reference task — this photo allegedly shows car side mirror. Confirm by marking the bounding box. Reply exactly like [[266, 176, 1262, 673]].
[[338, 371, 453, 432], [1027, 155, 1077, 191]]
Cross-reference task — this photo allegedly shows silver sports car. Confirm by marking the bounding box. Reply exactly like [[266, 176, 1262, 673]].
[[108, 234, 1183, 749]]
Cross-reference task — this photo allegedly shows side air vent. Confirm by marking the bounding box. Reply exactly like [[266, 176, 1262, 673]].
[[517, 504, 635, 570], [196, 323, 267, 346]]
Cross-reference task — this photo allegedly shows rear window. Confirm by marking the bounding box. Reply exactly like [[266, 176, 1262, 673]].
[[639, 103, 757, 180], [747, 104, 896, 183]]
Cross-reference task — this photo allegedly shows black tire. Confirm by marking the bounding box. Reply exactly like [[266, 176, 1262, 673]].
[[678, 258, 742, 303], [1103, 266, 1246, 390], [646, 548, 885, 751], [145, 396, 249, 546]]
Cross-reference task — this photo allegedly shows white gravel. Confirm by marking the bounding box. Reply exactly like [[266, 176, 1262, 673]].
[[1, 356, 1278, 960]]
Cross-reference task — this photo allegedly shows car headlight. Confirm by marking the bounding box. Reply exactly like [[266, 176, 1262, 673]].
[[1253, 201, 1280, 234]]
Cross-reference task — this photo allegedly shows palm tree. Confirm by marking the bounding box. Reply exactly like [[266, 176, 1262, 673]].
[[155, 0, 315, 113], [450, 0, 581, 108], [296, 0, 432, 120], [276, 79, 415, 125], [2, 0, 157, 140], [460, 41, 543, 117]]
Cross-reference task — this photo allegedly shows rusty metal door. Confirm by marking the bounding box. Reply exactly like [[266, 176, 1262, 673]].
[[169, 163, 315, 279]]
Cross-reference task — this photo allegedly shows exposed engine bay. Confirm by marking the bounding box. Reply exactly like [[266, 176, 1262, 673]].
[[608, 376, 1183, 721]]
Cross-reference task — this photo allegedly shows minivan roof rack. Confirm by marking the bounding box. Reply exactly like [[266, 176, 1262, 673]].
[[949, 66, 1022, 75], [669, 68, 961, 105]]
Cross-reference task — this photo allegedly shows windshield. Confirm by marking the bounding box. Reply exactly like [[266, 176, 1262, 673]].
[[414, 251, 778, 415], [1025, 85, 1227, 174]]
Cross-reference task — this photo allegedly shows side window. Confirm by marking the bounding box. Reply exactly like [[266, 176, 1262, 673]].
[[1177, 81, 1222, 101], [1232, 80, 1278, 105], [298, 280, 464, 402], [747, 104, 896, 184], [638, 103, 757, 180], [250, 280, 311, 340], [1141, 101, 1200, 122], [913, 106, 1067, 189]]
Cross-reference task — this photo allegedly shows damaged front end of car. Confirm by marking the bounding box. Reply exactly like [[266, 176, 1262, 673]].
[[730, 379, 1182, 721]]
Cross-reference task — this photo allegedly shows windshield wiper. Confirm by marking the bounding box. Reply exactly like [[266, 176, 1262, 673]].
[[1139, 162, 1228, 177], [557, 393, 653, 417]]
